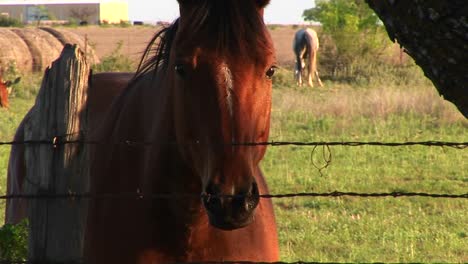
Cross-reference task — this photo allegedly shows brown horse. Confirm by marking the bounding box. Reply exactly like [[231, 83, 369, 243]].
[[293, 28, 323, 87], [6, 0, 279, 263], [0, 75, 21, 108]]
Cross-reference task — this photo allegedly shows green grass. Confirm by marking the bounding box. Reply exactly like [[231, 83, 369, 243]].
[[0, 72, 41, 229], [0, 97, 36, 219], [263, 79, 467, 262], [0, 68, 466, 262]]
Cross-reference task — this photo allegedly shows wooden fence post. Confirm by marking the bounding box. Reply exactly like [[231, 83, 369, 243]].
[[23, 44, 90, 262]]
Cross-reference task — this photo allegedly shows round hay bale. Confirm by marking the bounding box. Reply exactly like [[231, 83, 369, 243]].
[[0, 28, 33, 73], [11, 28, 63, 72], [40, 27, 100, 65]]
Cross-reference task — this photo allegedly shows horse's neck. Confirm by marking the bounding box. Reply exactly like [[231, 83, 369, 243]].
[[137, 73, 204, 215], [120, 70, 204, 196], [142, 141, 205, 256]]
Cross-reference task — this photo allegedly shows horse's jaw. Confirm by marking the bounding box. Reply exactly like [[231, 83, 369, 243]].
[[203, 198, 258, 231]]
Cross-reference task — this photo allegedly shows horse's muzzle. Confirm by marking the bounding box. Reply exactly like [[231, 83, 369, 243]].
[[202, 181, 260, 230]]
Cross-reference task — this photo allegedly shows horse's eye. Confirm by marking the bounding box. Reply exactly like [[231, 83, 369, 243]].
[[265, 66, 277, 79], [174, 64, 186, 77]]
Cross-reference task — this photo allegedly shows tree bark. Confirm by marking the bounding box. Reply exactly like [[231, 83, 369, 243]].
[[366, 0, 468, 118]]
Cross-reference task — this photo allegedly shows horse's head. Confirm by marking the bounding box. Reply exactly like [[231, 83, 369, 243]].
[[167, 0, 275, 230]]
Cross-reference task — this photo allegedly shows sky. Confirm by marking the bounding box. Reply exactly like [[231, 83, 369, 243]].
[[128, 0, 316, 25]]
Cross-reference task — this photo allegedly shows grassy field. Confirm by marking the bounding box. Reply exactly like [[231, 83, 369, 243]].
[[264, 71, 467, 262], [0, 66, 467, 262], [0, 74, 42, 203]]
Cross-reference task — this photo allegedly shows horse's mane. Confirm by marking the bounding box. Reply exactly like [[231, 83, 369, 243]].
[[130, 20, 179, 85], [131, 0, 272, 85]]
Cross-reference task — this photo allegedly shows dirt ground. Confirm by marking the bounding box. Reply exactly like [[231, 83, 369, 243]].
[[67, 25, 300, 68], [68, 26, 161, 65]]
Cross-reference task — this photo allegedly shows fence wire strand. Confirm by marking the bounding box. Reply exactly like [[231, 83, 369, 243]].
[[1, 191, 466, 201], [0, 260, 448, 264], [0, 139, 467, 149]]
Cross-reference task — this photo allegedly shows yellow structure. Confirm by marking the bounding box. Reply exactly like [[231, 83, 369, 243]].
[[100, 0, 128, 24]]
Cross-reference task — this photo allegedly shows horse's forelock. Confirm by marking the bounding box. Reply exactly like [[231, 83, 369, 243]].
[[178, 0, 272, 62], [131, 0, 273, 91], [135, 0, 272, 83]]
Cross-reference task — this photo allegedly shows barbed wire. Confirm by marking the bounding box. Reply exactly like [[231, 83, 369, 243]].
[[0, 260, 452, 264], [171, 262, 424, 264], [0, 262, 81, 264], [1, 191, 466, 201], [0, 139, 467, 149]]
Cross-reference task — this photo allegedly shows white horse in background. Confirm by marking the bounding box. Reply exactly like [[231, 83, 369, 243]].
[[293, 28, 323, 87]]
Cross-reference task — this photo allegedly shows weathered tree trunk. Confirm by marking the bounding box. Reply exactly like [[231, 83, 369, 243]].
[[23, 44, 90, 262], [366, 0, 468, 118]]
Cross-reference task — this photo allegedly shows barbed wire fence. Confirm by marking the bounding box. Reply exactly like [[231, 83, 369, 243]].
[[0, 136, 468, 200], [0, 138, 466, 197], [0, 138, 467, 263], [1, 138, 466, 197]]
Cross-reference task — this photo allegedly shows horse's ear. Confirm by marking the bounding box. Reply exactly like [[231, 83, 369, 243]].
[[13, 77, 21, 85], [178, 0, 270, 6], [177, 0, 194, 21], [178, 0, 270, 9], [177, 0, 195, 9], [255, 0, 271, 9]]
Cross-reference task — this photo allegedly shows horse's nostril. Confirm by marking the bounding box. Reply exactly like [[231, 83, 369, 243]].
[[245, 199, 256, 212], [203, 181, 260, 214], [245, 182, 260, 211], [231, 181, 260, 213], [202, 180, 260, 230], [204, 182, 217, 196], [250, 182, 259, 197], [203, 183, 223, 213], [206, 196, 222, 212]]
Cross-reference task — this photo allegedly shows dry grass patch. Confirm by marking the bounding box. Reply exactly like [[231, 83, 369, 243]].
[[273, 84, 466, 125]]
